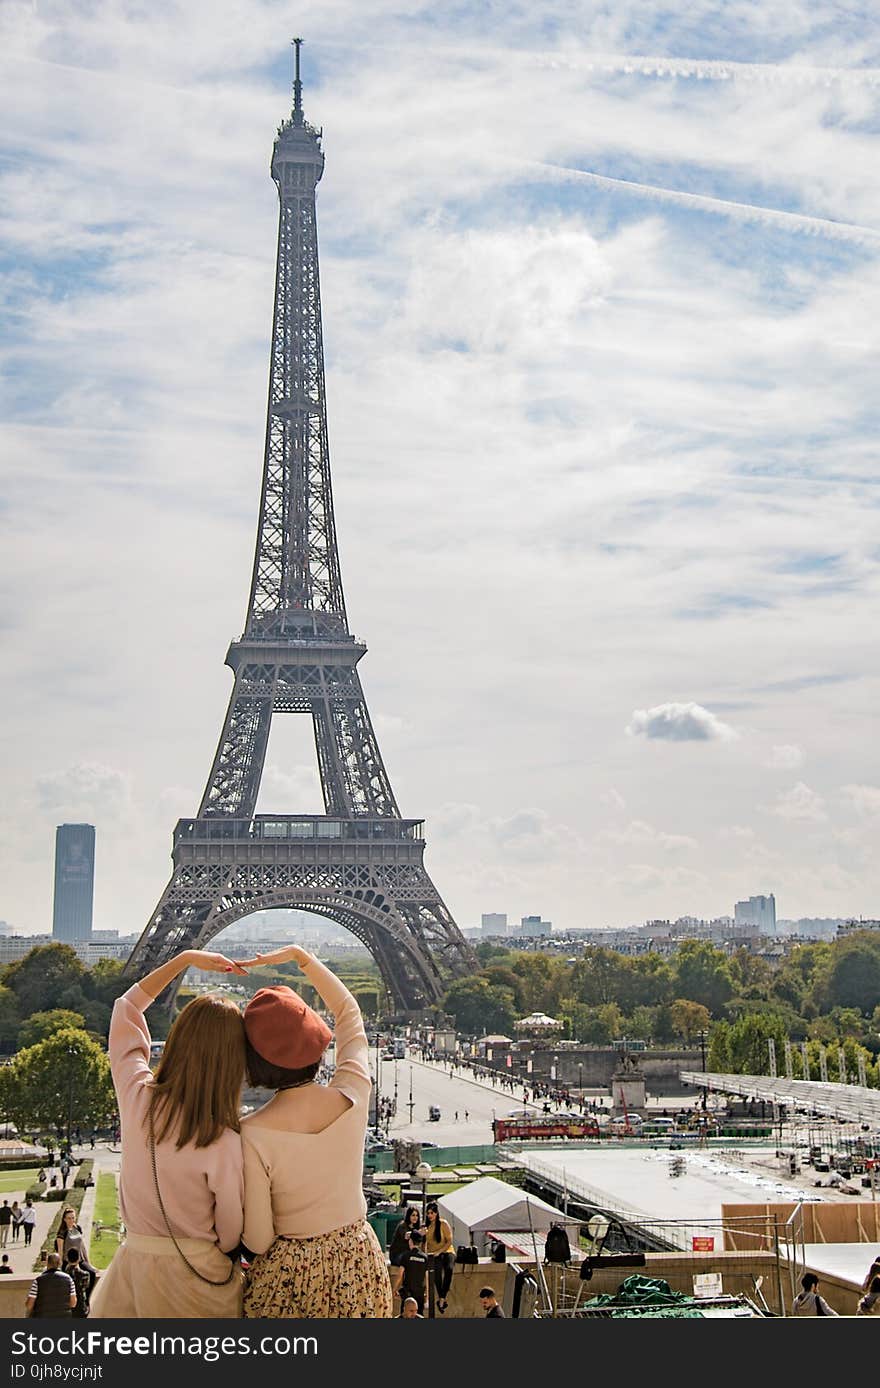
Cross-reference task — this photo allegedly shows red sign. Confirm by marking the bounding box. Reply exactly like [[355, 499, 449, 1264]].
[[692, 1236, 715, 1252]]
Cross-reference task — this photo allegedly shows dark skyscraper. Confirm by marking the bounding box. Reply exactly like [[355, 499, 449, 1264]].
[[52, 824, 95, 942]]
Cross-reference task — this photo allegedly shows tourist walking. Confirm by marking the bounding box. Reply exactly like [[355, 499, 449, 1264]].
[[423, 1200, 455, 1313], [10, 1201, 21, 1243], [55, 1206, 98, 1295], [26, 1253, 76, 1318], [791, 1272, 838, 1316], [89, 948, 248, 1319], [239, 944, 393, 1319], [0, 1200, 12, 1248], [20, 1199, 36, 1247]]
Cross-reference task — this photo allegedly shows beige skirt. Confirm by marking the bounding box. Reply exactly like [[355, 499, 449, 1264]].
[[89, 1233, 243, 1319], [244, 1219, 393, 1319]]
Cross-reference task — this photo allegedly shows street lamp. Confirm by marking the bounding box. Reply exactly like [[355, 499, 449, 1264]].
[[407, 1065, 414, 1125], [697, 1029, 708, 1112], [578, 1062, 583, 1108], [414, 1161, 432, 1222], [66, 1045, 76, 1153]]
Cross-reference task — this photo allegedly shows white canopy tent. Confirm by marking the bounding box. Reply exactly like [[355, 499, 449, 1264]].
[[437, 1176, 580, 1257]]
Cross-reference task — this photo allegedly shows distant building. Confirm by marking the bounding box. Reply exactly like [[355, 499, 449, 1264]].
[[52, 824, 95, 942], [481, 912, 508, 937], [519, 915, 551, 937], [734, 894, 776, 935]]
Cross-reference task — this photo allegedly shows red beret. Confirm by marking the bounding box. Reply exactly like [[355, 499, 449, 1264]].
[[243, 986, 333, 1069]]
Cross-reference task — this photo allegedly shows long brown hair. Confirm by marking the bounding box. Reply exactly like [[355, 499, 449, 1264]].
[[148, 994, 245, 1149]]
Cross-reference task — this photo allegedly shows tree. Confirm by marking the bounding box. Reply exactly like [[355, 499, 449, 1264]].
[[0, 1026, 115, 1136], [669, 999, 711, 1044], [818, 937, 880, 1014], [0, 985, 20, 1053], [727, 1013, 786, 1075], [708, 1021, 731, 1072], [673, 941, 735, 1016], [1, 944, 87, 1018], [442, 977, 516, 1036], [18, 1009, 87, 1050]]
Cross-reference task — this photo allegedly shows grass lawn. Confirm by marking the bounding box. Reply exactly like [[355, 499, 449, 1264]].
[[0, 1167, 40, 1195], [90, 1173, 123, 1271]]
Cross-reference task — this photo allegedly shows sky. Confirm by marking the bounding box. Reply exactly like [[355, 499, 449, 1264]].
[[1, 1, 879, 940]]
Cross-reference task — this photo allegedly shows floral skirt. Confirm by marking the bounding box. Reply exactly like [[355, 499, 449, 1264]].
[[244, 1219, 393, 1319]]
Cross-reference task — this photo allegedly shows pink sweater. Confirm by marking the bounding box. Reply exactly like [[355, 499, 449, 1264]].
[[109, 983, 244, 1252], [242, 956, 371, 1249]]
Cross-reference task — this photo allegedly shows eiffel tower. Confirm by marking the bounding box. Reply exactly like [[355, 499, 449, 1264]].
[[125, 42, 477, 1012]]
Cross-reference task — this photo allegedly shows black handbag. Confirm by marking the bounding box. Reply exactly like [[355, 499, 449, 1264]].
[[456, 1243, 479, 1265]]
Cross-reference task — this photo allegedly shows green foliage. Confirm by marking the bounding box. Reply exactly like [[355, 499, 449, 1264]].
[[708, 1021, 731, 1071], [672, 941, 735, 1015], [442, 976, 516, 1036], [669, 998, 711, 1043], [2, 944, 87, 1017], [816, 935, 880, 1014], [726, 1013, 787, 1074], [0, 985, 21, 1052], [18, 1009, 88, 1049], [0, 1026, 116, 1136]]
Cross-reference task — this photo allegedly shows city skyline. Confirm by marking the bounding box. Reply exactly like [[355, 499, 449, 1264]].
[[2, 5, 879, 940]]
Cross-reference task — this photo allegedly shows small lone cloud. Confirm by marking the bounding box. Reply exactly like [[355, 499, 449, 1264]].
[[767, 781, 827, 823], [36, 762, 132, 821], [626, 702, 737, 743], [766, 744, 804, 770]]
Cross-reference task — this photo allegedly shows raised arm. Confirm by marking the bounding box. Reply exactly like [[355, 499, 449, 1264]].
[[237, 946, 370, 1103], [109, 950, 247, 1090]]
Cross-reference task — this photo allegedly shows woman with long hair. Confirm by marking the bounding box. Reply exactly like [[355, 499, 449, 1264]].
[[238, 945, 392, 1318], [89, 949, 248, 1319], [423, 1200, 455, 1313], [55, 1206, 98, 1295], [388, 1204, 421, 1296]]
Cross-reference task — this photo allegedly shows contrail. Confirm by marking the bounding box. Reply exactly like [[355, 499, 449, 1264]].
[[524, 161, 880, 248], [532, 51, 880, 89]]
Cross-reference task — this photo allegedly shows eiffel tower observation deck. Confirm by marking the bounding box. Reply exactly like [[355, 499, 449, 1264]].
[[125, 42, 477, 1013]]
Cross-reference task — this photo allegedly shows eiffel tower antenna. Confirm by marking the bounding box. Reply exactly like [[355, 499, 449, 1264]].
[[292, 36, 304, 126], [126, 44, 477, 1013]]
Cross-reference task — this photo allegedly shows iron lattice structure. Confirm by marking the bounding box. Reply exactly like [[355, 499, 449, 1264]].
[[126, 47, 477, 1011]]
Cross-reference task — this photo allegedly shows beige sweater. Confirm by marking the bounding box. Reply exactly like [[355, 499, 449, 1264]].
[[242, 955, 370, 1250]]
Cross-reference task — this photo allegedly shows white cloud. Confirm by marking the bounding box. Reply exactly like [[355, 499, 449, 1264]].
[[766, 744, 805, 770], [600, 820, 697, 853], [35, 763, 133, 823], [767, 781, 828, 823], [626, 703, 738, 742], [840, 784, 880, 817]]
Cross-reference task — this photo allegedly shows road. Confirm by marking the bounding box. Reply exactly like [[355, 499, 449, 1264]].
[[369, 1051, 545, 1147]]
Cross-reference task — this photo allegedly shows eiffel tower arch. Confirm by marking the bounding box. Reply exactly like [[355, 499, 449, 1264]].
[[125, 44, 477, 1012]]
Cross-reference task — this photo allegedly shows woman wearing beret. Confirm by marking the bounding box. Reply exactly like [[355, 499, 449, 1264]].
[[238, 945, 393, 1318], [90, 949, 248, 1319]]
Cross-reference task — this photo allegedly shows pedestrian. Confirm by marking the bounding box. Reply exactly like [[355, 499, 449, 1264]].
[[478, 1285, 505, 1317], [423, 1200, 455, 1313], [10, 1201, 21, 1243], [238, 944, 393, 1319], [791, 1272, 838, 1316], [55, 1207, 98, 1296], [454, 1111, 458, 1122], [26, 1253, 76, 1318], [64, 1248, 91, 1318], [398, 1230, 429, 1316], [388, 1205, 421, 1296], [20, 1199, 36, 1248], [89, 947, 248, 1320], [464, 1110, 468, 1122], [857, 1275, 880, 1316], [0, 1200, 11, 1248], [37, 1168, 46, 1184], [400, 1296, 422, 1319], [0, 1254, 11, 1274]]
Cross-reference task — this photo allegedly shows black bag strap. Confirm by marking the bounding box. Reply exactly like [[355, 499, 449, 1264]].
[[148, 1110, 236, 1287]]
